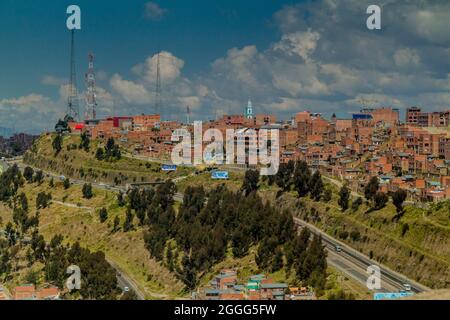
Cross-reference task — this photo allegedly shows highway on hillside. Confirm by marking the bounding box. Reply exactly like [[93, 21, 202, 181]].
[[293, 217, 430, 293], [173, 192, 430, 294], [4, 159, 431, 297]]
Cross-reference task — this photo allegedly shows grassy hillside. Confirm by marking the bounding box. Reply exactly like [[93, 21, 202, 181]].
[[24, 134, 193, 186], [172, 175, 450, 289], [0, 180, 186, 299], [11, 135, 372, 300]]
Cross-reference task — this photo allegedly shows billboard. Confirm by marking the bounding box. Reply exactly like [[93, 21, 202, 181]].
[[212, 171, 229, 180], [162, 164, 177, 172], [373, 292, 414, 300]]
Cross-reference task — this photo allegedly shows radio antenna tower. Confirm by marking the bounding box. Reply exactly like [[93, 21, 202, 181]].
[[154, 51, 162, 115], [85, 53, 97, 121], [66, 29, 79, 121], [186, 105, 191, 125]]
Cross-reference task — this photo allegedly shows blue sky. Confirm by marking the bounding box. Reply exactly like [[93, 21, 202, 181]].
[[0, 0, 287, 99], [0, 0, 449, 133]]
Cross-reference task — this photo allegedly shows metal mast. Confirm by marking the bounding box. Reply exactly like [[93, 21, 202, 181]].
[[154, 51, 162, 115], [186, 105, 191, 125], [67, 29, 79, 121], [85, 53, 97, 121]]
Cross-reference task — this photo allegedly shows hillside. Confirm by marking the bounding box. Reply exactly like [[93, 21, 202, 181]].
[[176, 174, 450, 289], [0, 180, 186, 299], [11, 134, 371, 300], [24, 133, 193, 187]]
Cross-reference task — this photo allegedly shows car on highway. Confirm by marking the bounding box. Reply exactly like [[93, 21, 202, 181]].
[[335, 245, 343, 253], [403, 283, 412, 291], [123, 287, 130, 292]]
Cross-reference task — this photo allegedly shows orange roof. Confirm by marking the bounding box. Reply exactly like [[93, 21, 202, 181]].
[[248, 293, 261, 300], [219, 293, 244, 300], [13, 285, 36, 300], [36, 287, 60, 299]]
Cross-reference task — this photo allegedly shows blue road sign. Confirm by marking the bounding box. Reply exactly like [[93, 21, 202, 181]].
[[162, 164, 177, 172], [212, 171, 229, 180]]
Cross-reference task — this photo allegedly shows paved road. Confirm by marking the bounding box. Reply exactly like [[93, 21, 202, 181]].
[[293, 217, 430, 293], [106, 258, 146, 300]]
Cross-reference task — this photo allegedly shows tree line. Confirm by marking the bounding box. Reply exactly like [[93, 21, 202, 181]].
[[122, 178, 327, 293]]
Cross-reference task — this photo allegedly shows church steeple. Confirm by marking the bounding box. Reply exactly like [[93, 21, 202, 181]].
[[245, 99, 254, 119]]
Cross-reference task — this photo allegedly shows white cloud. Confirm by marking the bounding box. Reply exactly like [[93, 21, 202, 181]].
[[0, 94, 62, 132], [41, 75, 66, 86], [133, 51, 184, 84], [110, 74, 151, 104], [144, 2, 167, 21], [273, 30, 321, 61], [394, 48, 421, 68]]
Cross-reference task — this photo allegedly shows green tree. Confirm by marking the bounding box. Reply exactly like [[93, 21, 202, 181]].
[[323, 188, 332, 202], [293, 161, 311, 197], [23, 166, 34, 182], [52, 134, 63, 155], [374, 192, 388, 210], [36, 192, 52, 209], [241, 169, 260, 196], [180, 255, 197, 291], [79, 132, 90, 152], [63, 178, 71, 190], [95, 148, 104, 160], [33, 170, 44, 185], [82, 183, 93, 199], [351, 197, 363, 211], [309, 171, 324, 201], [338, 185, 351, 211], [364, 177, 379, 203], [392, 189, 407, 214], [99, 208, 108, 223], [117, 192, 125, 207], [113, 216, 120, 232], [18, 192, 29, 212], [123, 208, 134, 232], [276, 161, 294, 192]]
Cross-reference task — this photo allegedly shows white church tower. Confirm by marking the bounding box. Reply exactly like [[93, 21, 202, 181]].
[[245, 99, 254, 119]]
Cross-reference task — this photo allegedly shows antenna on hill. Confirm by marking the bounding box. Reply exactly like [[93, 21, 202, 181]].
[[186, 105, 191, 125], [154, 51, 162, 116], [66, 29, 79, 122], [84, 53, 98, 121]]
